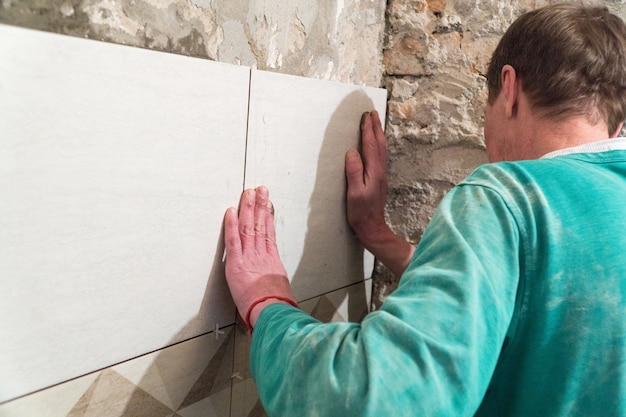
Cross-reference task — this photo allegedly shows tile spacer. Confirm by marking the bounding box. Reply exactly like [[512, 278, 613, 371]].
[[215, 323, 226, 340]]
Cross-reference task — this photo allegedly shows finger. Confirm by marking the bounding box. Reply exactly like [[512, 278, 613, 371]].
[[363, 110, 387, 184], [254, 186, 270, 254], [370, 110, 387, 156], [224, 207, 242, 260], [360, 112, 381, 177], [265, 198, 280, 256], [370, 110, 387, 159], [345, 148, 365, 192], [239, 188, 256, 253]]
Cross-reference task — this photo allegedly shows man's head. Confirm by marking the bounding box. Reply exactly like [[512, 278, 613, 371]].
[[486, 4, 626, 137]]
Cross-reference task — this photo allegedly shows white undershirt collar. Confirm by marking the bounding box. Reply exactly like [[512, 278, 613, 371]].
[[541, 138, 626, 159]]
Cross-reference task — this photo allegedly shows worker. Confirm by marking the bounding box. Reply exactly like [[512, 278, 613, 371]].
[[224, 4, 626, 416]]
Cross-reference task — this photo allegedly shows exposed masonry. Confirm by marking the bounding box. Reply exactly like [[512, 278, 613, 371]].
[[2, 0, 625, 308], [0, 0, 385, 86], [375, 0, 626, 307]]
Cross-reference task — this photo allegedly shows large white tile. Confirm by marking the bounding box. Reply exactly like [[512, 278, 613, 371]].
[[0, 25, 248, 402], [245, 69, 386, 301]]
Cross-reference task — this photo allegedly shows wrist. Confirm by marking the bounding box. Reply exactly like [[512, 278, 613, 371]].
[[359, 227, 415, 278], [245, 295, 298, 335], [355, 222, 394, 250]]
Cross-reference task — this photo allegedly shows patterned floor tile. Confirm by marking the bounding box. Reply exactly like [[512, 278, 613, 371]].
[[0, 326, 235, 417], [67, 369, 174, 417], [113, 327, 234, 411], [176, 385, 231, 417]]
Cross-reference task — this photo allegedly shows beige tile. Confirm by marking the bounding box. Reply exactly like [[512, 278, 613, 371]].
[[0, 327, 235, 417], [300, 278, 372, 322], [176, 386, 231, 417], [230, 376, 267, 417], [0, 373, 98, 417], [67, 369, 173, 417], [231, 324, 262, 417]]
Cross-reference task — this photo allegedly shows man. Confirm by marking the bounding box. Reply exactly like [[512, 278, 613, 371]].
[[224, 4, 626, 416]]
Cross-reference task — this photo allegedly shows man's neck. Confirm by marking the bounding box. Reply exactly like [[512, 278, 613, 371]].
[[520, 115, 613, 160]]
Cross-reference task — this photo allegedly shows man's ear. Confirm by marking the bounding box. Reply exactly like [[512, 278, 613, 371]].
[[501, 65, 519, 119], [610, 121, 624, 138]]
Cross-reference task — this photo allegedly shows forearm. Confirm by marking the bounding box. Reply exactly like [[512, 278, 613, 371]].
[[250, 273, 509, 417], [251, 307, 367, 416]]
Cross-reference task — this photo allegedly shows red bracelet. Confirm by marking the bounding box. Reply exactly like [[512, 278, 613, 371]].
[[244, 295, 299, 335]]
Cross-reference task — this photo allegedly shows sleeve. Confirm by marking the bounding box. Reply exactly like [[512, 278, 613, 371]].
[[250, 182, 521, 417]]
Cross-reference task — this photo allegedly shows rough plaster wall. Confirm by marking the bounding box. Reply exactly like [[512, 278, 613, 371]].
[[374, 0, 626, 307], [0, 0, 385, 86]]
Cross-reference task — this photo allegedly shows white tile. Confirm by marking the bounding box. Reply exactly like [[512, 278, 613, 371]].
[[245, 69, 386, 301], [0, 25, 248, 402]]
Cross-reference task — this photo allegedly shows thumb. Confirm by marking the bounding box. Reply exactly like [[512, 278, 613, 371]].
[[224, 207, 242, 260]]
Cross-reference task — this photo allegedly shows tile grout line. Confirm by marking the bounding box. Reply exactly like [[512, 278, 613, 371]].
[[242, 68, 253, 191], [227, 67, 254, 417], [296, 277, 373, 305]]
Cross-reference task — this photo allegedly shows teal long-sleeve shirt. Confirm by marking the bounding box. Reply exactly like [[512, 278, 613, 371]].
[[251, 147, 626, 416]]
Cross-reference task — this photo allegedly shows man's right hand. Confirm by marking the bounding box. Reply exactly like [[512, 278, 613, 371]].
[[345, 110, 415, 278], [345, 110, 389, 248]]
